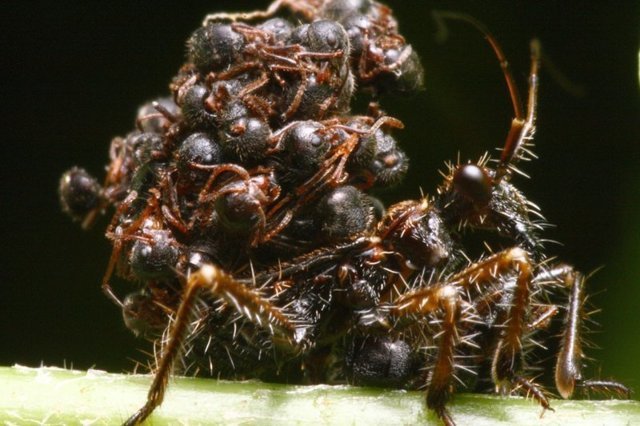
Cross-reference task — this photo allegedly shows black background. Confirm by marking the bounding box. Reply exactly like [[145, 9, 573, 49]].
[[2, 1, 639, 394]]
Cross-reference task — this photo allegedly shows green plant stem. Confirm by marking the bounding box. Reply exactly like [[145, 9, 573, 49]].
[[1, 365, 638, 425]]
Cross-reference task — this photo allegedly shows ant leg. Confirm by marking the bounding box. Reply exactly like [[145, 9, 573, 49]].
[[160, 174, 190, 236], [101, 190, 159, 307], [577, 380, 631, 398], [527, 304, 558, 331], [555, 270, 631, 399], [395, 247, 548, 413], [281, 67, 309, 122], [124, 264, 296, 426], [202, 0, 287, 25], [391, 284, 460, 426], [486, 250, 553, 410], [101, 239, 124, 308]]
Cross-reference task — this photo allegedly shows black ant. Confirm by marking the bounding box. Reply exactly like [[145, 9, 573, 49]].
[[58, 2, 629, 425]]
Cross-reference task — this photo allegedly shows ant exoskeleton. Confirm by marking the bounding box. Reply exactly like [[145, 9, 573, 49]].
[[122, 15, 625, 426], [203, 0, 423, 95], [183, 18, 353, 126], [58, 2, 629, 426]]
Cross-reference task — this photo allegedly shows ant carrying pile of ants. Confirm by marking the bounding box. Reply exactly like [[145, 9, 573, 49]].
[[59, 1, 629, 424]]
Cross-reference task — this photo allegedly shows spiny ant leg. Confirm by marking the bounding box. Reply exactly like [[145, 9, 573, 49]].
[[577, 380, 631, 399], [124, 264, 296, 426], [425, 290, 458, 426], [486, 252, 555, 411], [392, 284, 460, 426], [490, 248, 534, 394], [555, 270, 630, 399], [395, 247, 542, 416], [513, 375, 553, 413], [527, 304, 558, 332]]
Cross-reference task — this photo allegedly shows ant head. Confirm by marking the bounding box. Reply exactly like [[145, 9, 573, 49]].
[[377, 199, 453, 269], [276, 121, 331, 186], [437, 155, 545, 256], [347, 122, 408, 189], [374, 45, 425, 94]]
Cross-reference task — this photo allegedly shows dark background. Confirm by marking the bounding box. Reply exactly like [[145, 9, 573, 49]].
[[2, 0, 639, 395]]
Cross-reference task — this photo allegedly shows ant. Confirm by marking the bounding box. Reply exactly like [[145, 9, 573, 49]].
[[204, 0, 424, 94], [58, 2, 628, 425]]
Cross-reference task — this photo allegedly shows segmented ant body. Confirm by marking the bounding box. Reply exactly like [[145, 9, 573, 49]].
[[59, 1, 628, 425]]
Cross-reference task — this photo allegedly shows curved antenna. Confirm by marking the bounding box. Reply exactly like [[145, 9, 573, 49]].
[[496, 38, 540, 181], [432, 11, 542, 181], [432, 11, 524, 121]]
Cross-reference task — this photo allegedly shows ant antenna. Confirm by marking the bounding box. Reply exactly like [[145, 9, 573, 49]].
[[431, 11, 542, 181]]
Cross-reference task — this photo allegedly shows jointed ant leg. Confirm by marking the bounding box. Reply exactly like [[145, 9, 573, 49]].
[[124, 264, 295, 426], [488, 249, 535, 393], [554, 270, 630, 399], [392, 247, 546, 421], [391, 284, 460, 426]]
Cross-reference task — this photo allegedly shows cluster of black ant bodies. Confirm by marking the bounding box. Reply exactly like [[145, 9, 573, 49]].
[[59, 1, 627, 425]]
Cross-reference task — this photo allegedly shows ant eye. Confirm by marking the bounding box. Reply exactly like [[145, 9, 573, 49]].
[[452, 164, 493, 206], [187, 23, 245, 73], [59, 167, 102, 221], [129, 230, 179, 280]]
